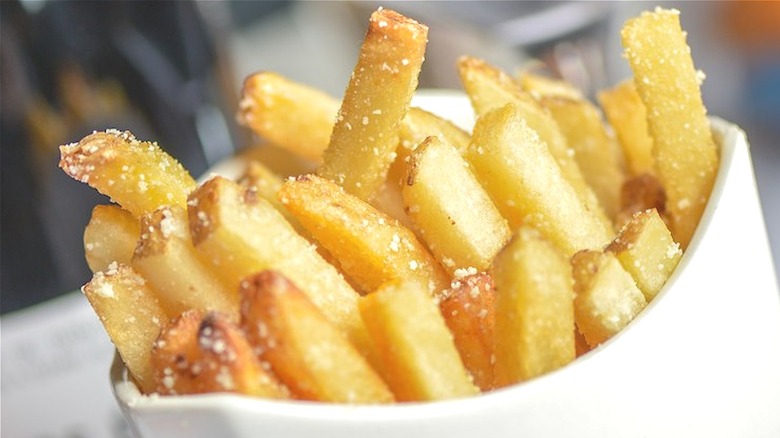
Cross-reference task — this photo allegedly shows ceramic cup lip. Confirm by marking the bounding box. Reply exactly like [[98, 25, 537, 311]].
[[110, 90, 776, 428]]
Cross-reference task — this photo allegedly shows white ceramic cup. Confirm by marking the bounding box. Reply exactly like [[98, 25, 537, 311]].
[[112, 91, 780, 438]]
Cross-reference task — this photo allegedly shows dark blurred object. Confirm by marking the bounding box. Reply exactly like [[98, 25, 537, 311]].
[[0, 0, 243, 313]]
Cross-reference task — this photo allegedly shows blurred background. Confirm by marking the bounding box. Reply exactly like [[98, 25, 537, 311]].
[[1, 1, 779, 436]]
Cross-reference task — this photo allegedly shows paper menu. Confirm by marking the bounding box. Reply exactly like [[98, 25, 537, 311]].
[[1, 291, 132, 438]]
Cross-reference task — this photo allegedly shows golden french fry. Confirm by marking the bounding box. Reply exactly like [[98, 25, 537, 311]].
[[517, 71, 583, 100], [598, 79, 656, 177], [398, 106, 471, 162], [492, 227, 575, 387], [457, 57, 613, 232], [237, 160, 308, 235], [279, 174, 449, 296], [132, 205, 238, 319], [572, 250, 647, 347], [543, 98, 624, 221], [59, 130, 196, 218], [439, 272, 495, 391], [236, 142, 317, 179], [84, 204, 140, 273], [378, 107, 473, 226], [359, 280, 478, 401], [621, 8, 719, 248], [606, 208, 682, 302], [318, 8, 428, 201], [82, 263, 167, 393], [238, 72, 339, 163], [575, 328, 591, 357], [187, 176, 368, 351], [616, 173, 666, 228], [240, 270, 394, 403], [468, 104, 612, 257], [151, 309, 286, 398], [402, 136, 511, 274], [530, 93, 624, 220]]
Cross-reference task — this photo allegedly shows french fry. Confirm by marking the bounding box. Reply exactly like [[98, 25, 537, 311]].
[[398, 107, 471, 162], [187, 176, 368, 351], [240, 270, 394, 403], [621, 8, 719, 248], [132, 205, 238, 319], [616, 173, 666, 228], [378, 107, 473, 225], [492, 227, 575, 387], [82, 263, 167, 393], [151, 309, 286, 398], [239, 76, 469, 170], [521, 74, 625, 220], [236, 141, 317, 179], [84, 204, 140, 273], [318, 8, 428, 201], [359, 280, 478, 401], [402, 136, 511, 274], [539, 97, 624, 220], [238, 72, 339, 163], [279, 174, 449, 296], [598, 79, 656, 177], [606, 208, 682, 302], [518, 71, 584, 101], [572, 250, 647, 347], [575, 328, 591, 357], [439, 272, 495, 391], [468, 104, 612, 257], [237, 160, 307, 235], [59, 129, 197, 218], [457, 57, 613, 232]]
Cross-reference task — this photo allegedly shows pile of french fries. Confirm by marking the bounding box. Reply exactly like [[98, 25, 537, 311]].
[[60, 7, 718, 403]]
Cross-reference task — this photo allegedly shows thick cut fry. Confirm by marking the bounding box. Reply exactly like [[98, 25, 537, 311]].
[[606, 209, 682, 302], [621, 8, 719, 248], [359, 280, 478, 401], [237, 160, 307, 235], [403, 136, 511, 274], [84, 204, 140, 273], [492, 227, 575, 387], [380, 107, 473, 224], [187, 176, 367, 351], [518, 71, 585, 101], [439, 272, 495, 391], [151, 310, 285, 398], [534, 96, 624, 220], [598, 79, 655, 177], [542, 97, 623, 220], [398, 107, 472, 163], [238, 72, 339, 162], [616, 173, 666, 228], [59, 129, 197, 218], [236, 142, 317, 179], [572, 250, 647, 347], [575, 328, 591, 357], [468, 104, 612, 257], [82, 263, 167, 393], [240, 271, 394, 403], [132, 205, 238, 319], [318, 8, 428, 201], [457, 57, 613, 232], [279, 174, 449, 296]]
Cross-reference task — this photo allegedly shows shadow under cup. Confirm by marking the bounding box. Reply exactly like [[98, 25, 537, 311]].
[[111, 93, 780, 438]]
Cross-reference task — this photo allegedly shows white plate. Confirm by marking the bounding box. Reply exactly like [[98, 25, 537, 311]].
[[112, 91, 780, 438]]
